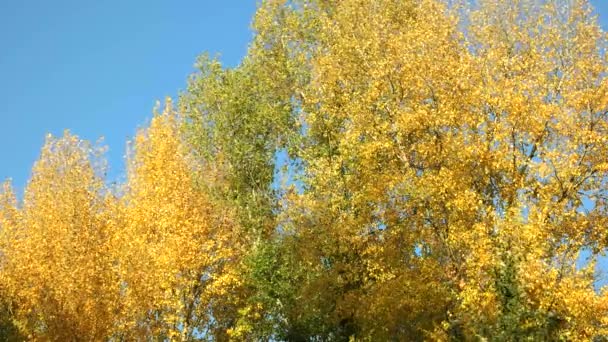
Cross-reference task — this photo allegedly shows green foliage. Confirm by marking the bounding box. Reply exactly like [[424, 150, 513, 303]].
[[0, 302, 22, 342]]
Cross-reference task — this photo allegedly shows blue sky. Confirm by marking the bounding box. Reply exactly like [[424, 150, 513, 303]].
[[0, 1, 257, 190]]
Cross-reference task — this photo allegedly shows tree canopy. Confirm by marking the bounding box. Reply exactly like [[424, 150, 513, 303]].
[[1, 0, 608, 340]]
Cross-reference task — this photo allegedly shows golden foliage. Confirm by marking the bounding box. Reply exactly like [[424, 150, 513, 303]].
[[249, 0, 608, 339], [0, 102, 243, 340], [116, 100, 243, 339], [1, 0, 608, 340], [0, 133, 119, 340]]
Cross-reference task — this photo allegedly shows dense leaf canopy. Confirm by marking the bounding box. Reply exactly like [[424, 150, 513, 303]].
[[1, 0, 608, 340]]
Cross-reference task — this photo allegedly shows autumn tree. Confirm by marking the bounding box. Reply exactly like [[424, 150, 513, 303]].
[[0, 104, 246, 340], [0, 133, 120, 340], [115, 100, 244, 340], [182, 0, 608, 340], [179, 16, 303, 336], [1, 0, 608, 340]]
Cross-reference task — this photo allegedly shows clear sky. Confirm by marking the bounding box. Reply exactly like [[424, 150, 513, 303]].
[[0, 1, 257, 190]]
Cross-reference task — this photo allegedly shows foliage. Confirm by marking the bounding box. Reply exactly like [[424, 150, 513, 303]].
[[115, 100, 244, 340], [1, 0, 608, 340], [0, 106, 244, 340]]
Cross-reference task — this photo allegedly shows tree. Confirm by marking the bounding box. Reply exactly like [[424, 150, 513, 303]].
[[116, 100, 244, 340], [1, 0, 608, 340], [0, 132, 120, 340], [0, 104, 246, 340], [181, 0, 608, 339]]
